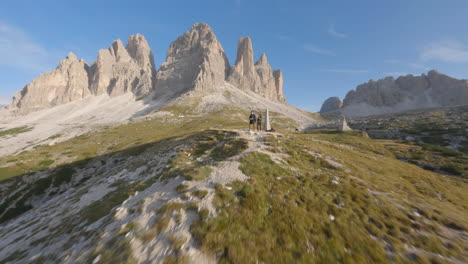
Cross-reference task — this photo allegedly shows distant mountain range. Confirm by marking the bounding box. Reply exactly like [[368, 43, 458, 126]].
[[320, 70, 468, 117], [6, 23, 285, 114]]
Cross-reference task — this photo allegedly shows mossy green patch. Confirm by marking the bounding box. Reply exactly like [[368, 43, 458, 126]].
[[0, 126, 32, 137]]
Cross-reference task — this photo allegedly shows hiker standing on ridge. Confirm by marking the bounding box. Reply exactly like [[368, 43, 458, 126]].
[[248, 111, 256, 130], [256, 113, 262, 131]]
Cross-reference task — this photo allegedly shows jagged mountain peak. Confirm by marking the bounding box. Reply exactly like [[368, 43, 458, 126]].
[[155, 23, 229, 97], [7, 23, 287, 113], [228, 36, 285, 102], [65, 51, 79, 61], [255, 53, 269, 66], [126, 33, 154, 68]]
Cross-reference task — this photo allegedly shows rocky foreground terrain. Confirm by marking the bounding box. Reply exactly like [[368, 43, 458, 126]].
[[0, 101, 467, 263]]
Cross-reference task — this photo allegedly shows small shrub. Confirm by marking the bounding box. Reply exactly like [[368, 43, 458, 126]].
[[184, 166, 212, 181], [440, 164, 464, 176], [168, 233, 187, 250], [176, 184, 189, 193], [192, 190, 208, 199]]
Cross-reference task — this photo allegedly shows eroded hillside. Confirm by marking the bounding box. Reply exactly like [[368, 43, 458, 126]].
[[0, 110, 467, 264]]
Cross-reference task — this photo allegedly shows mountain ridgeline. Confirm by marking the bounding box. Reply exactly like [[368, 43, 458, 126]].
[[8, 23, 285, 113], [320, 70, 468, 117]]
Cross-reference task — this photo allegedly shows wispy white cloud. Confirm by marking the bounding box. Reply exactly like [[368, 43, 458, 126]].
[[321, 68, 368, 74], [274, 33, 292, 42], [327, 24, 347, 39], [421, 40, 468, 63], [303, 44, 335, 56], [0, 21, 54, 71]]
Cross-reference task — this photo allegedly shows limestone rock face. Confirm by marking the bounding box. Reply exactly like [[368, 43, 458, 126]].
[[255, 53, 277, 100], [9, 53, 91, 111], [155, 23, 230, 97], [89, 34, 156, 99], [228, 37, 260, 93], [340, 70, 468, 117], [320, 96, 343, 113], [273, 70, 285, 102], [8, 23, 290, 113], [228, 38, 286, 102]]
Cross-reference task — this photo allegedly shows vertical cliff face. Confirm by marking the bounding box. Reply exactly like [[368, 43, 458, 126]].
[[228, 38, 286, 102], [126, 34, 156, 98], [255, 53, 277, 100], [228, 37, 260, 93], [10, 52, 91, 111], [8, 23, 288, 113], [89, 34, 156, 99], [273, 69, 285, 102], [155, 23, 230, 97], [10, 34, 157, 113]]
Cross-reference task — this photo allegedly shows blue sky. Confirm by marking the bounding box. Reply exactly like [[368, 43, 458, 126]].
[[1, 0, 468, 110]]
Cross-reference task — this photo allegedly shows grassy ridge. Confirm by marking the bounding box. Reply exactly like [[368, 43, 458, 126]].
[[0, 109, 248, 182], [192, 131, 468, 263]]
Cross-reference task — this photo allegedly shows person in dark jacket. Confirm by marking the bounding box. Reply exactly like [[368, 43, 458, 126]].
[[248, 111, 256, 130], [256, 113, 262, 131]]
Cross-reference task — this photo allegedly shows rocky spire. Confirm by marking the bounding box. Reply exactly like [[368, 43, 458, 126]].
[[155, 23, 230, 96], [126, 34, 156, 97], [9, 52, 91, 111], [89, 34, 156, 98], [273, 69, 285, 102], [228, 38, 286, 102], [254, 53, 276, 100], [228, 37, 260, 93], [8, 23, 290, 113]]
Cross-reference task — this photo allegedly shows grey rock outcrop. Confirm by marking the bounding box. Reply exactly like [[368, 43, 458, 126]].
[[9, 52, 91, 111], [273, 69, 285, 102], [8, 23, 289, 113], [228, 37, 286, 102], [89, 34, 156, 98], [320, 97, 343, 113], [9, 34, 156, 113], [255, 53, 276, 99], [228, 37, 260, 93], [155, 23, 230, 97], [324, 70, 468, 117]]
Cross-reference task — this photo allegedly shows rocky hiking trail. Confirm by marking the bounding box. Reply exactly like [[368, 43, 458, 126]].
[[0, 128, 287, 263]]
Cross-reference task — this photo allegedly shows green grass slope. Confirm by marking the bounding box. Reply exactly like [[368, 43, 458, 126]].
[[192, 131, 467, 263], [0, 107, 466, 264]]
